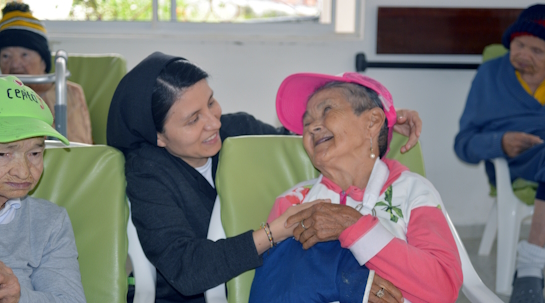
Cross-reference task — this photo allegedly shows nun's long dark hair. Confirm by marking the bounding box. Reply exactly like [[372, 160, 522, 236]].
[[152, 60, 208, 133]]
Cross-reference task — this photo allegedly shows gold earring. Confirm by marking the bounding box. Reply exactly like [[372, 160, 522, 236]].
[[370, 138, 376, 159]]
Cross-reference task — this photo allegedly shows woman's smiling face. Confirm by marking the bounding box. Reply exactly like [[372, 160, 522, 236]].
[[157, 79, 222, 168], [302, 87, 369, 171]]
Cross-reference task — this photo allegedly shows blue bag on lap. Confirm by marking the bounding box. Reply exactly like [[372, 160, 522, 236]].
[[249, 237, 370, 303]]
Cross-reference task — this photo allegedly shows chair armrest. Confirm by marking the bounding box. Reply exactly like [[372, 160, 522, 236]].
[[444, 212, 503, 302], [128, 201, 157, 303], [205, 197, 228, 303], [491, 158, 520, 202]]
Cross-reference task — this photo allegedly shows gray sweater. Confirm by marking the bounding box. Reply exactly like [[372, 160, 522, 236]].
[[0, 196, 85, 303]]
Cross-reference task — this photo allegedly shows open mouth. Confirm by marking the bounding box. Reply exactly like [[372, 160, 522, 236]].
[[315, 136, 333, 146], [203, 133, 218, 143]]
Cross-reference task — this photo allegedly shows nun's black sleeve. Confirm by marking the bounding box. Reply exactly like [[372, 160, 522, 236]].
[[220, 112, 291, 137]]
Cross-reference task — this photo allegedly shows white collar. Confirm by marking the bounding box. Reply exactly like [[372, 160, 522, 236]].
[[305, 158, 390, 209], [195, 157, 212, 173], [362, 159, 390, 208], [0, 198, 22, 225], [195, 158, 214, 188]]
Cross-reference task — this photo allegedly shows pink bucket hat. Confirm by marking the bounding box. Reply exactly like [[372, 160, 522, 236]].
[[276, 72, 396, 148]]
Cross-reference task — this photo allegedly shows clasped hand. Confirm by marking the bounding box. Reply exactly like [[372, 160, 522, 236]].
[[0, 261, 20, 303], [286, 201, 362, 250]]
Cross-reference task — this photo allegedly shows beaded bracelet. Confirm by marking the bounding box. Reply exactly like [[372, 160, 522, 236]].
[[267, 223, 276, 247], [260, 222, 275, 248]]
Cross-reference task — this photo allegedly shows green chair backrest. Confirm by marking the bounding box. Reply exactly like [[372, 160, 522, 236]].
[[482, 44, 508, 63], [29, 144, 129, 303], [52, 54, 127, 144], [481, 44, 538, 205], [215, 132, 425, 303]]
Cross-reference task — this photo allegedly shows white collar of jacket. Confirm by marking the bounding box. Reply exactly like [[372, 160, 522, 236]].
[[303, 159, 389, 214]]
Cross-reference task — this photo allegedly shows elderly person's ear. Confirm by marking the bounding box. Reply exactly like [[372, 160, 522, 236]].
[[367, 108, 385, 134]]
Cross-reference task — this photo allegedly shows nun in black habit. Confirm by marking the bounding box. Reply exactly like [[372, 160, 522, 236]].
[[106, 52, 313, 303]]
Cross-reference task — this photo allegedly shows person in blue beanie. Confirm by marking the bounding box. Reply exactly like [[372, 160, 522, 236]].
[[454, 4, 545, 303], [0, 2, 92, 144]]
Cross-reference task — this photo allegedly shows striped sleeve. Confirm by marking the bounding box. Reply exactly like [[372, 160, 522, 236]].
[[341, 207, 462, 303], [267, 187, 310, 223]]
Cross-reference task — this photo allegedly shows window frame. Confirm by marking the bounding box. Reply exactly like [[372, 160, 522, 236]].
[[43, 0, 364, 42]]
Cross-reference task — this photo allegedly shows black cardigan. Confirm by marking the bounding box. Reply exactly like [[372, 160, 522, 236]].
[[126, 112, 289, 303]]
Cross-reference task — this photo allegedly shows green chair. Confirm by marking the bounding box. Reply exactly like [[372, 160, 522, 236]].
[[482, 44, 508, 63], [52, 54, 127, 144], [29, 143, 129, 303], [210, 133, 501, 303], [476, 43, 536, 295]]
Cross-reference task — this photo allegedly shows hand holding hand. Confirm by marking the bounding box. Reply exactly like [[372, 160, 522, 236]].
[[369, 273, 404, 303], [286, 202, 362, 249], [0, 261, 20, 303], [268, 199, 329, 243], [502, 132, 543, 158], [392, 109, 422, 154]]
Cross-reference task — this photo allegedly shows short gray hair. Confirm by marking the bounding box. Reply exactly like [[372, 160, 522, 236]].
[[310, 82, 389, 158]]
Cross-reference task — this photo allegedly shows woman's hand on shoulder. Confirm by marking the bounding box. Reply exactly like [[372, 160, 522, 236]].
[[393, 109, 422, 154], [286, 202, 362, 249]]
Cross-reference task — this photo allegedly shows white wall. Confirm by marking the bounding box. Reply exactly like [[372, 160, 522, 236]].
[[47, 0, 533, 225]]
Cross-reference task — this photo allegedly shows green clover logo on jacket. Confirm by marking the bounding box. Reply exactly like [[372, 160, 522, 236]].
[[374, 186, 403, 223]]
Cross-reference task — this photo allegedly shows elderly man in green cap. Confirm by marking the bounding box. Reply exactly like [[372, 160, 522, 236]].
[[0, 76, 85, 302]]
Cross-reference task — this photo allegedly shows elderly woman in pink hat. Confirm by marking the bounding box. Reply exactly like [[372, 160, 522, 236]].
[[255, 73, 463, 303]]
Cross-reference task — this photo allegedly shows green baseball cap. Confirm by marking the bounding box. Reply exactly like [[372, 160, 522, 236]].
[[0, 76, 68, 145]]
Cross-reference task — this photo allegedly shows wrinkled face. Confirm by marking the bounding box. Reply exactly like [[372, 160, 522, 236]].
[[157, 79, 222, 168], [510, 35, 545, 76], [302, 87, 369, 171], [0, 137, 45, 208], [0, 46, 46, 75]]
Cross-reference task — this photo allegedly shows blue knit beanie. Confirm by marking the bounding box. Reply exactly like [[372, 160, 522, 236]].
[[502, 4, 545, 49]]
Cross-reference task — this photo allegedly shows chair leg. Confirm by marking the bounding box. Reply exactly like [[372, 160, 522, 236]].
[[496, 195, 520, 295], [479, 202, 498, 256]]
